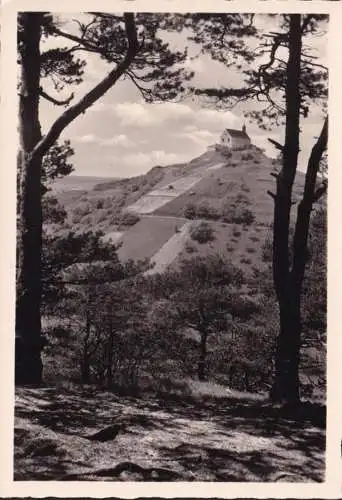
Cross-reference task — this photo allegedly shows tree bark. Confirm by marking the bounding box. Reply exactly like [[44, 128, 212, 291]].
[[271, 16, 328, 405], [16, 13, 44, 384], [271, 15, 302, 405]]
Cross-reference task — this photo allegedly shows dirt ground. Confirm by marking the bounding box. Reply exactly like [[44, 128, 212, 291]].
[[14, 384, 325, 482]]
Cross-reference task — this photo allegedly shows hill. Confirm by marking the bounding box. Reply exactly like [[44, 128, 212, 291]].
[[53, 144, 306, 274], [51, 175, 119, 193]]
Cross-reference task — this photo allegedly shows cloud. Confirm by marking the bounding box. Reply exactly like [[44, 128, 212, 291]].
[[113, 101, 193, 127], [75, 133, 134, 148], [108, 101, 241, 133], [175, 128, 218, 146], [75, 134, 98, 143], [101, 134, 134, 148], [122, 150, 191, 170]]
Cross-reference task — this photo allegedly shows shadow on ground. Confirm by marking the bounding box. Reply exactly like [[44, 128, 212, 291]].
[[14, 385, 325, 482]]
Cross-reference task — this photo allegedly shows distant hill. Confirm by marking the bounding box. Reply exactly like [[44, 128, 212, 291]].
[[51, 175, 120, 193], [52, 145, 307, 274]]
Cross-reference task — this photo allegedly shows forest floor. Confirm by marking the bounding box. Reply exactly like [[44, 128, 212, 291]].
[[14, 382, 325, 482]]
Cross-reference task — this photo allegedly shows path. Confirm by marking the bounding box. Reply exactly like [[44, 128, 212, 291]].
[[145, 222, 191, 275]]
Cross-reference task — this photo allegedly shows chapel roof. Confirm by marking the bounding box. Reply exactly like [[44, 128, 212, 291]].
[[225, 128, 250, 139]]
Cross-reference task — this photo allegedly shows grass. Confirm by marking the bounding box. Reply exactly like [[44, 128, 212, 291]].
[[117, 217, 185, 262]]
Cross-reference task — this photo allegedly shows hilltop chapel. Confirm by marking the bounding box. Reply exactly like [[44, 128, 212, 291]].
[[219, 124, 251, 150]]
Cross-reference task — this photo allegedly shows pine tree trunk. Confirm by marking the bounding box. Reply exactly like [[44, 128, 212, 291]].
[[271, 294, 301, 404], [198, 330, 208, 381], [16, 13, 44, 385], [271, 15, 302, 404]]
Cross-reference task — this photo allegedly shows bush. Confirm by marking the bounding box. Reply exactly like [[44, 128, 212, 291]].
[[196, 201, 220, 220], [184, 201, 219, 221], [240, 257, 252, 265], [232, 227, 242, 237], [190, 222, 215, 244], [242, 152, 254, 161], [262, 237, 273, 262], [183, 203, 196, 219], [119, 211, 140, 226], [223, 208, 255, 225], [249, 235, 260, 242], [185, 241, 197, 253]]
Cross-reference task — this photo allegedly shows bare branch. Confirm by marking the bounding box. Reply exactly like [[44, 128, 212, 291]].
[[268, 138, 284, 151], [40, 88, 74, 106], [32, 13, 139, 160]]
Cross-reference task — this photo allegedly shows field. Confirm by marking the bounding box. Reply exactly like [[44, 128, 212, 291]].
[[117, 215, 186, 262]]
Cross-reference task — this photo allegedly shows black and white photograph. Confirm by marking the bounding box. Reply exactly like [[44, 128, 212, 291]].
[[3, 5, 334, 488]]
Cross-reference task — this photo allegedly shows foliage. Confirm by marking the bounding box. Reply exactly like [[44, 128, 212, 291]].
[[41, 230, 121, 311], [190, 222, 215, 244], [41, 140, 74, 194], [42, 196, 67, 225], [301, 206, 327, 339], [119, 211, 141, 227], [189, 14, 328, 128], [222, 207, 255, 225], [261, 236, 273, 262], [183, 202, 220, 220]]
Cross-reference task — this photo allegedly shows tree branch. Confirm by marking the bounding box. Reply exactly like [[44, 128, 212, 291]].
[[291, 117, 328, 287], [32, 13, 139, 160], [40, 88, 74, 106], [268, 138, 284, 151]]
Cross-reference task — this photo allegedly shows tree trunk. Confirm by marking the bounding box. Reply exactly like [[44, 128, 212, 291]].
[[271, 15, 302, 404], [271, 293, 301, 404], [198, 330, 208, 381], [16, 13, 44, 385], [80, 357, 91, 384], [15, 13, 139, 385], [81, 311, 92, 383]]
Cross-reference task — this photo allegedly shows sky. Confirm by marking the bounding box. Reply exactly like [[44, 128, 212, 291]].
[[39, 13, 328, 178]]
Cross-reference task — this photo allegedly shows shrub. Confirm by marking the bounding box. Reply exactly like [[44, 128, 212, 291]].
[[240, 257, 252, 265], [190, 222, 215, 244], [242, 152, 254, 161], [246, 247, 256, 254], [262, 237, 273, 262], [119, 211, 140, 226], [183, 203, 196, 219], [224, 208, 255, 225], [185, 242, 197, 253], [196, 201, 220, 220], [232, 227, 241, 237], [249, 235, 260, 242], [184, 202, 219, 221]]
